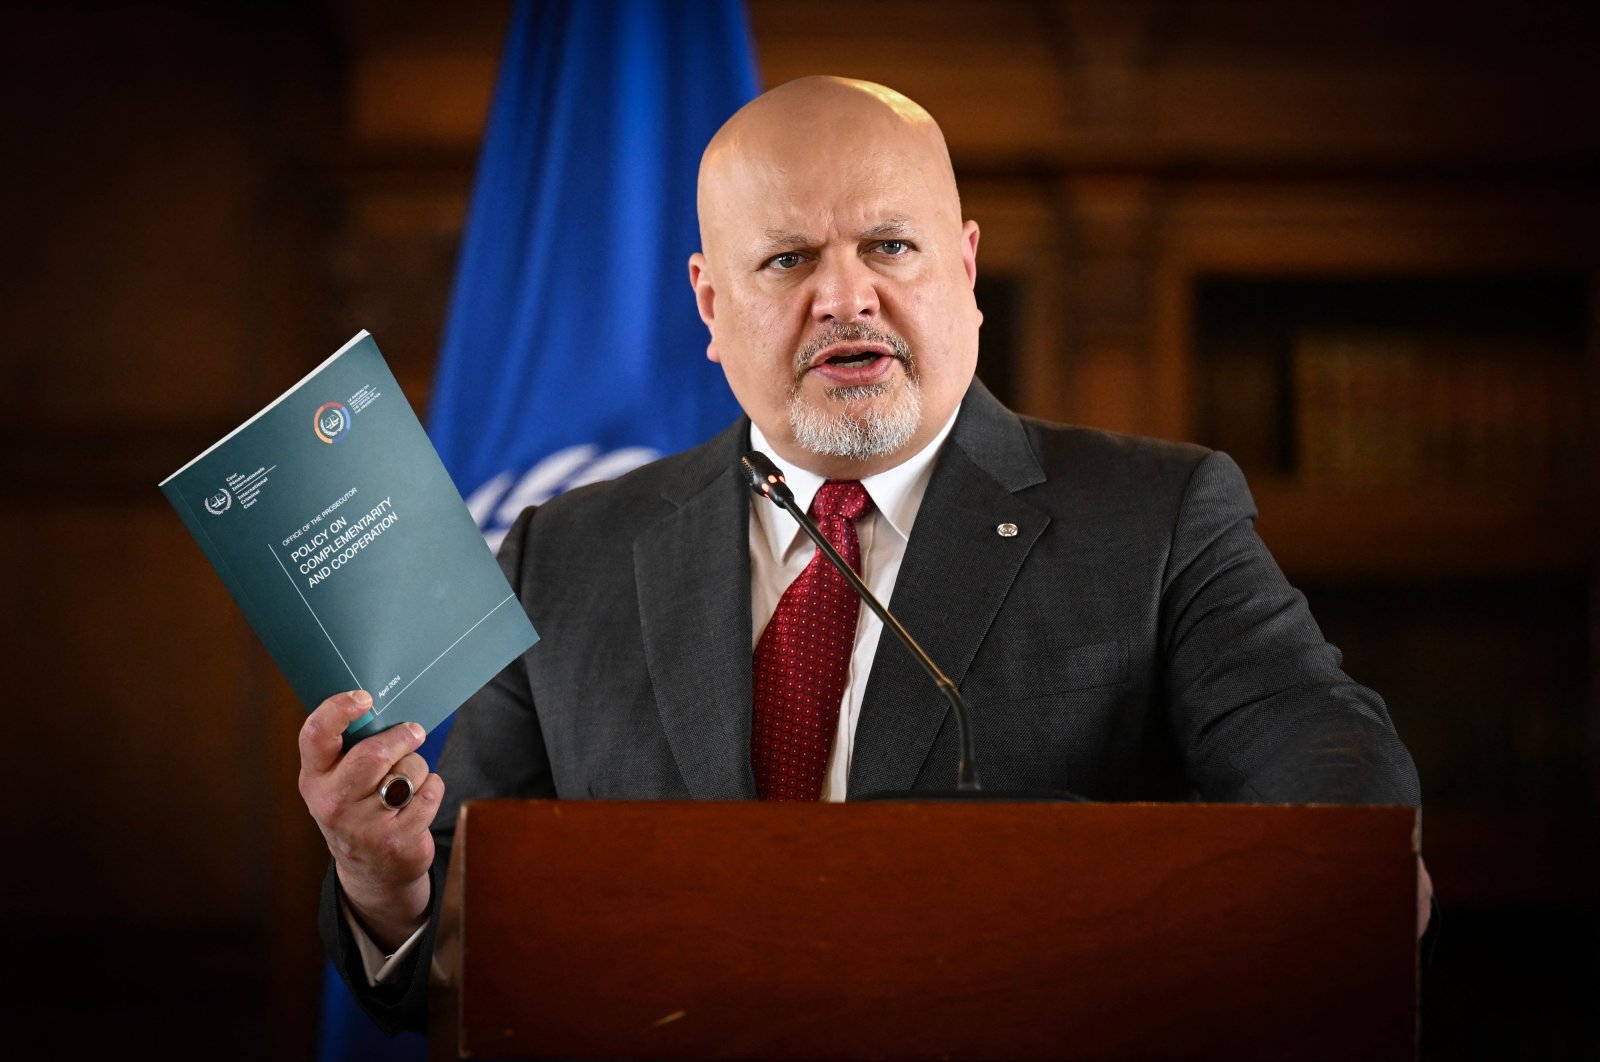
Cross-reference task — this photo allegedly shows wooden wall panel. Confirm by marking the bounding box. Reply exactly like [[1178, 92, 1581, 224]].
[[3, 508, 257, 921], [2, 6, 338, 1058], [1, 9, 264, 427]]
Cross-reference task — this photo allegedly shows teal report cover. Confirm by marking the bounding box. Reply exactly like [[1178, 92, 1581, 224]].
[[160, 331, 538, 742]]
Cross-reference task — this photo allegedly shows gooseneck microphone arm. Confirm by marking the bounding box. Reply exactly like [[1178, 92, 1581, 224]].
[[739, 451, 982, 792]]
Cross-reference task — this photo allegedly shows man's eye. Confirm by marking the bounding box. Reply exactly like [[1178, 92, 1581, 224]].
[[766, 252, 804, 270], [876, 240, 911, 256]]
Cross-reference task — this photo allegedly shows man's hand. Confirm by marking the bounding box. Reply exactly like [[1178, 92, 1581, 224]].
[[298, 690, 445, 950]]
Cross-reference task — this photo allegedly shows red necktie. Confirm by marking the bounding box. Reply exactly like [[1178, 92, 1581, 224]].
[[751, 480, 872, 801]]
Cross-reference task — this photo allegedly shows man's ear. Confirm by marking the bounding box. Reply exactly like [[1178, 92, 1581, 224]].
[[688, 252, 721, 363], [960, 220, 980, 288]]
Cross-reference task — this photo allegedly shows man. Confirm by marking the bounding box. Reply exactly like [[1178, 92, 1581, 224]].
[[300, 76, 1425, 1034]]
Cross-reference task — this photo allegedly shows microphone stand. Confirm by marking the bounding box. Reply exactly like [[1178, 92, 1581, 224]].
[[741, 451, 983, 792]]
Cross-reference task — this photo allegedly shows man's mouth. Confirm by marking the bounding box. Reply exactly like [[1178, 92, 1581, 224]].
[[806, 344, 900, 387], [817, 346, 892, 369]]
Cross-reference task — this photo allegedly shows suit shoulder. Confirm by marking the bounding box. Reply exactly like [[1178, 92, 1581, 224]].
[[1016, 418, 1216, 493]]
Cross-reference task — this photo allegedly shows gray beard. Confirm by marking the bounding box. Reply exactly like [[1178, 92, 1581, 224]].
[[788, 377, 923, 461]]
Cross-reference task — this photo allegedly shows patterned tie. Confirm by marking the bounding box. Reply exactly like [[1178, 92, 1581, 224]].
[[751, 480, 873, 801]]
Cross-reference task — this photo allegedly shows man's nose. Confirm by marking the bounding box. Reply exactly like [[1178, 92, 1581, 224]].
[[810, 253, 879, 323]]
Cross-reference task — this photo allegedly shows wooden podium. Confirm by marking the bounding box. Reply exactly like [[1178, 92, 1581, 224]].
[[430, 801, 1418, 1061]]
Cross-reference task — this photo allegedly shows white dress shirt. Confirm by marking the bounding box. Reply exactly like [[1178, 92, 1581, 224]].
[[346, 411, 959, 984], [746, 414, 956, 801]]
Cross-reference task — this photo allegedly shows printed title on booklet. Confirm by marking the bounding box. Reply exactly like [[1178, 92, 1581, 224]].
[[279, 490, 399, 590]]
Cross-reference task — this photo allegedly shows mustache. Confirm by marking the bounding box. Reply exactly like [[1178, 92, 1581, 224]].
[[793, 323, 912, 373]]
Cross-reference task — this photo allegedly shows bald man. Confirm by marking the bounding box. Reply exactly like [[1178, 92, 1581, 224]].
[[304, 77, 1424, 1033]]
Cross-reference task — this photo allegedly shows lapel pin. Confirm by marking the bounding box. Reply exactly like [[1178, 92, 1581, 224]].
[[996, 522, 1018, 537]]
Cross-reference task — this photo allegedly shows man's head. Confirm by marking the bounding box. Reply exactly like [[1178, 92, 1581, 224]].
[[688, 76, 982, 479]]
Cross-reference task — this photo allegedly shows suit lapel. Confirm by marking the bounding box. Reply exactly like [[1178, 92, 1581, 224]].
[[849, 384, 1048, 796], [634, 423, 759, 799]]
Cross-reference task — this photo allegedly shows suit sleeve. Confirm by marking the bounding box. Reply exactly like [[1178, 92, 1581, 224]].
[[1159, 451, 1420, 805], [318, 505, 556, 1035]]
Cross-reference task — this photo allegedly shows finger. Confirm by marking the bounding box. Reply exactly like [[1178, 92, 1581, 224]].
[[373, 752, 429, 810], [390, 752, 428, 789], [334, 721, 428, 797], [299, 691, 374, 775], [393, 772, 445, 832]]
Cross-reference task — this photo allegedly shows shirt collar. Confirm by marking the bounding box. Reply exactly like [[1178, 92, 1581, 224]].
[[748, 409, 959, 565]]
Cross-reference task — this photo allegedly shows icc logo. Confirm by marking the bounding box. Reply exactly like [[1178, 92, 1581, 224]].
[[203, 488, 232, 516], [314, 401, 351, 444]]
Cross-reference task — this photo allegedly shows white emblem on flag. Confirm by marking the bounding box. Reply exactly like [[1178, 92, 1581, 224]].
[[466, 445, 660, 553]]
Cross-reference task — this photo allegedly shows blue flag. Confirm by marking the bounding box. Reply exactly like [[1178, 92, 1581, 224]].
[[317, 2, 758, 1058], [434, 0, 757, 555]]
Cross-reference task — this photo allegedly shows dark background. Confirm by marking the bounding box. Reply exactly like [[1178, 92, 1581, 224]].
[[3, 1, 1596, 1057]]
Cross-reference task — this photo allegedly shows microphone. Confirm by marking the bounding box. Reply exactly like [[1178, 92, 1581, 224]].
[[740, 450, 982, 792]]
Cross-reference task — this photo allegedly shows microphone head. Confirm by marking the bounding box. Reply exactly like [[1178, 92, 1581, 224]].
[[739, 451, 794, 506]]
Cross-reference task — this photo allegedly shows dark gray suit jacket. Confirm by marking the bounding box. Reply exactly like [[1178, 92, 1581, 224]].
[[323, 381, 1420, 1033]]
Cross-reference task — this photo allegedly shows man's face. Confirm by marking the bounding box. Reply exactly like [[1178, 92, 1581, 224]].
[[689, 127, 981, 479]]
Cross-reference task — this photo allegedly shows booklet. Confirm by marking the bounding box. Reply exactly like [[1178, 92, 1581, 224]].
[[160, 330, 538, 743]]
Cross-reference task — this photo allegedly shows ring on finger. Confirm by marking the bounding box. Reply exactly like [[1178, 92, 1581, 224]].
[[377, 773, 414, 810]]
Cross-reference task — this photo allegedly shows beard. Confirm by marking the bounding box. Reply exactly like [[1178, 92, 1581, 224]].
[[787, 323, 922, 461]]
